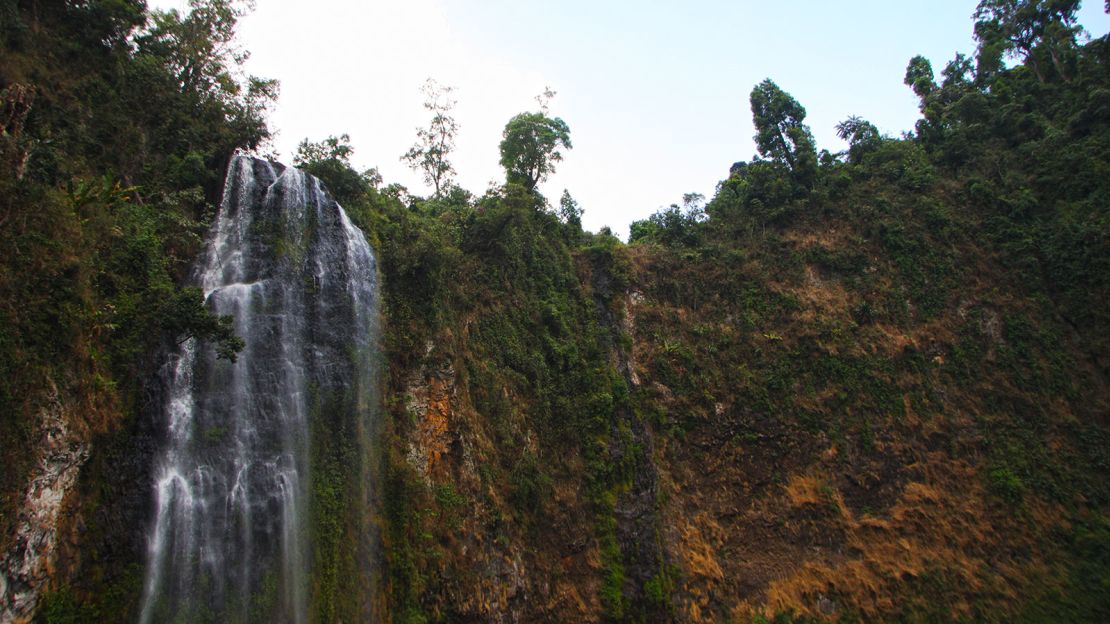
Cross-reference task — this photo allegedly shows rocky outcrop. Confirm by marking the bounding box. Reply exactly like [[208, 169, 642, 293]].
[[0, 383, 89, 623], [592, 257, 669, 621], [404, 341, 459, 485], [400, 337, 532, 621]]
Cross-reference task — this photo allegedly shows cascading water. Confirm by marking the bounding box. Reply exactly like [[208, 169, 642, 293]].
[[139, 155, 379, 624]]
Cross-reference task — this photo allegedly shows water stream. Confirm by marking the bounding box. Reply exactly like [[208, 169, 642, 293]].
[[139, 155, 378, 623]]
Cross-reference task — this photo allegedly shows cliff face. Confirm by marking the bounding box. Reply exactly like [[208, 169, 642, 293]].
[[374, 180, 1109, 622], [628, 213, 1110, 621], [0, 358, 158, 624], [1, 3, 274, 620], [0, 384, 88, 623], [4, 6, 1110, 620], [0, 158, 384, 624], [4, 179, 1109, 624]]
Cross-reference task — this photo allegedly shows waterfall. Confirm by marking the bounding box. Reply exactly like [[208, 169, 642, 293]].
[[139, 155, 379, 624]]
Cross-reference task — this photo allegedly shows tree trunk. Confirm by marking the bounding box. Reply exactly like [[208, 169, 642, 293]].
[[1048, 45, 1071, 82]]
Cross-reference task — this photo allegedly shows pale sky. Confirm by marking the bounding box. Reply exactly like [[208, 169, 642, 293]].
[[150, 0, 1110, 238]]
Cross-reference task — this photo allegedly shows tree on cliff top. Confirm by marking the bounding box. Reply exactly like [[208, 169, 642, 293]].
[[750, 79, 817, 186], [402, 78, 458, 198], [499, 90, 572, 192]]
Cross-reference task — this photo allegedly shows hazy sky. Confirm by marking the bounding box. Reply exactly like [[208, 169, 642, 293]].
[[152, 0, 1110, 237]]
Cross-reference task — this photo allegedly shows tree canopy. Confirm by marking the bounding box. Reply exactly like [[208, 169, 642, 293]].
[[749, 79, 817, 186], [295, 134, 380, 205], [402, 78, 458, 198], [973, 0, 1081, 80], [499, 109, 572, 192], [1, 0, 272, 448]]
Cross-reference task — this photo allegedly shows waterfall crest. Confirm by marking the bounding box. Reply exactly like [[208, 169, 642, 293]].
[[139, 155, 379, 624]]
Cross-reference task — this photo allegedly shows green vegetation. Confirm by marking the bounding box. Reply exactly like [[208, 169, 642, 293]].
[[344, 17, 1110, 603], [4, 0, 1110, 622], [308, 385, 372, 623], [499, 89, 572, 192], [2, 0, 268, 620], [0, 0, 266, 405], [402, 79, 458, 198], [750, 78, 818, 187]]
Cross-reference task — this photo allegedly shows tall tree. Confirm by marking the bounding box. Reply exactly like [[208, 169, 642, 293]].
[[904, 56, 938, 100], [140, 0, 249, 98], [973, 0, 1081, 81], [402, 78, 458, 198], [134, 0, 276, 166], [558, 189, 583, 227], [499, 91, 571, 192], [749, 79, 817, 185]]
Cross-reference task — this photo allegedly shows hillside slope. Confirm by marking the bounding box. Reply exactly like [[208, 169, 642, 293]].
[[350, 12, 1110, 621], [2, 1, 1109, 623]]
